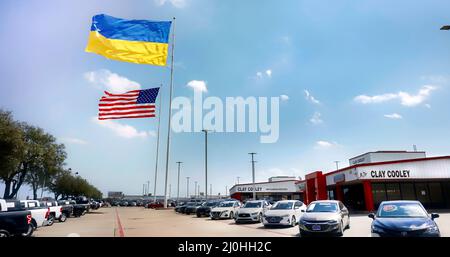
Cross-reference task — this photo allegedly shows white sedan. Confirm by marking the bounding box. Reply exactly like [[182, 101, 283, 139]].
[[262, 200, 306, 227], [210, 201, 241, 220]]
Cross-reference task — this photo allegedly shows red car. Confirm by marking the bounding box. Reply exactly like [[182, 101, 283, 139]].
[[148, 202, 164, 209]]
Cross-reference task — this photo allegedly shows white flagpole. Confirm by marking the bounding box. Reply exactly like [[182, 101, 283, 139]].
[[153, 88, 162, 203], [163, 17, 176, 208]]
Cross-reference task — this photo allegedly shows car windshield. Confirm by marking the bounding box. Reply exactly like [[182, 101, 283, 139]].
[[306, 202, 338, 212], [271, 202, 293, 210], [205, 202, 218, 207], [219, 202, 234, 207], [377, 202, 428, 218], [243, 202, 262, 208]]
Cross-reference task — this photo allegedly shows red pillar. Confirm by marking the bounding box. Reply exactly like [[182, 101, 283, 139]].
[[362, 181, 374, 212]]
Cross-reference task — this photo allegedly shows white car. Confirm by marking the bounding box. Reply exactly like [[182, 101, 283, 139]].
[[39, 200, 63, 225], [262, 200, 306, 227], [210, 201, 241, 220], [235, 200, 271, 223]]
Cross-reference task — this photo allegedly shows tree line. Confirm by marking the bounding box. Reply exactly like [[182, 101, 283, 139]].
[[0, 109, 102, 200]]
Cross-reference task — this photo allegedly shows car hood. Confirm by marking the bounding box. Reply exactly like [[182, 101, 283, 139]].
[[301, 212, 340, 221], [264, 209, 293, 216], [238, 208, 261, 214], [373, 217, 436, 231], [211, 207, 233, 212]]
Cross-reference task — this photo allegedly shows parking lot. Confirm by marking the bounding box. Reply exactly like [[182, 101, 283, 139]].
[[33, 207, 450, 237]]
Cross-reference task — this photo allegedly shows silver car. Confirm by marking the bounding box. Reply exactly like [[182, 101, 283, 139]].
[[299, 200, 350, 237]]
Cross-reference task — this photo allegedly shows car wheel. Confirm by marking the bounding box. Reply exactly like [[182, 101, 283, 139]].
[[346, 219, 350, 229], [258, 213, 263, 223], [47, 214, 55, 226], [22, 224, 34, 237], [59, 213, 67, 222], [230, 211, 234, 219], [196, 213, 201, 218], [291, 216, 296, 227], [31, 219, 37, 230], [337, 221, 344, 236], [0, 230, 10, 237]]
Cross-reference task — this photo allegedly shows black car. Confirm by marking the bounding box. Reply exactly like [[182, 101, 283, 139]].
[[184, 202, 204, 214], [179, 202, 197, 214], [0, 200, 33, 237], [175, 202, 186, 212], [196, 201, 222, 217], [369, 200, 440, 237]]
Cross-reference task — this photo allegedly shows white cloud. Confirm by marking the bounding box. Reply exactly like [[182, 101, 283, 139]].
[[84, 69, 141, 93], [265, 69, 272, 78], [384, 113, 403, 119], [256, 72, 263, 78], [255, 69, 272, 79], [310, 112, 323, 125], [154, 0, 186, 8], [354, 85, 437, 107], [186, 80, 207, 92], [59, 137, 88, 145], [92, 117, 154, 139], [280, 94, 289, 101], [304, 89, 321, 104], [315, 140, 338, 149]]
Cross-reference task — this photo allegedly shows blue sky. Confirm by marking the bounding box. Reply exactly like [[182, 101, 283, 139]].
[[1, 0, 450, 198]]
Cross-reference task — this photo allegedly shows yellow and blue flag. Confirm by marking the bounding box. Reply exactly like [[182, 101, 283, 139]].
[[86, 14, 172, 66]]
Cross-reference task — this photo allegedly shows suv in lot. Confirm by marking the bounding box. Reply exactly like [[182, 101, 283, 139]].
[[196, 200, 222, 217], [235, 200, 271, 223], [210, 200, 241, 220]]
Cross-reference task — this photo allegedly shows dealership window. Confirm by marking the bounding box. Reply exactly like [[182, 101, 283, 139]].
[[386, 183, 401, 201], [372, 183, 387, 207], [429, 182, 444, 208], [328, 189, 335, 200], [415, 183, 430, 204], [400, 183, 415, 200]]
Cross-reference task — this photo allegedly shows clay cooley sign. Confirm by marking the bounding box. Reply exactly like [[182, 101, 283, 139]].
[[365, 170, 411, 179]]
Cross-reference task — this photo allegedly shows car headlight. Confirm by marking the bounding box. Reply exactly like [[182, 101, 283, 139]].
[[251, 212, 259, 215], [327, 220, 339, 224], [426, 225, 439, 233], [372, 225, 385, 234]]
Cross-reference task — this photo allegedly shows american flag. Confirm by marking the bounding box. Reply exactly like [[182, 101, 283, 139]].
[[98, 88, 160, 120]]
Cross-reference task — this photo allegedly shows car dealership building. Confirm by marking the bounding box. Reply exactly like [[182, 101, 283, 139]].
[[230, 151, 450, 211]]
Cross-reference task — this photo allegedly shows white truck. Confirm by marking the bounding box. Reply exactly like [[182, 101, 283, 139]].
[[39, 200, 64, 225], [20, 200, 49, 229]]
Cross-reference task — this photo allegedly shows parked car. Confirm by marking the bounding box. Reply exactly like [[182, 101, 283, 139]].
[[262, 200, 305, 227], [148, 201, 164, 209], [59, 198, 89, 217], [175, 202, 186, 212], [369, 200, 440, 237], [299, 200, 350, 236], [57, 200, 74, 219], [184, 202, 203, 214], [119, 201, 128, 207], [39, 200, 63, 225], [210, 200, 241, 220], [0, 199, 33, 237], [196, 200, 222, 217], [235, 200, 271, 223], [20, 200, 49, 229], [75, 197, 91, 214]]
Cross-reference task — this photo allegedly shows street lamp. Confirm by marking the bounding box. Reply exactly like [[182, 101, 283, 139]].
[[176, 161, 183, 202], [194, 181, 198, 198], [186, 177, 190, 198], [248, 153, 257, 200], [201, 129, 212, 200], [236, 176, 241, 185]]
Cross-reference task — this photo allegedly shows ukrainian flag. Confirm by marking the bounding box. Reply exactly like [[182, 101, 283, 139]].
[[86, 14, 172, 66]]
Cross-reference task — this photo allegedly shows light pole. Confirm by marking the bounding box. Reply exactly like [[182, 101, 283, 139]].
[[143, 184, 145, 196], [147, 181, 150, 196], [249, 153, 257, 200], [194, 181, 198, 198], [186, 177, 190, 198], [198, 184, 200, 199], [169, 184, 171, 198], [236, 176, 240, 185], [201, 129, 212, 200], [210, 184, 212, 196], [176, 161, 182, 202], [225, 186, 228, 197]]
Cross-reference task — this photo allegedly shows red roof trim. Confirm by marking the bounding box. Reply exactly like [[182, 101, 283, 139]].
[[324, 155, 450, 177]]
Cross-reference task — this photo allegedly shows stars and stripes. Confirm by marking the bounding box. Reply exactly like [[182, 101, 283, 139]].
[[98, 88, 159, 120]]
